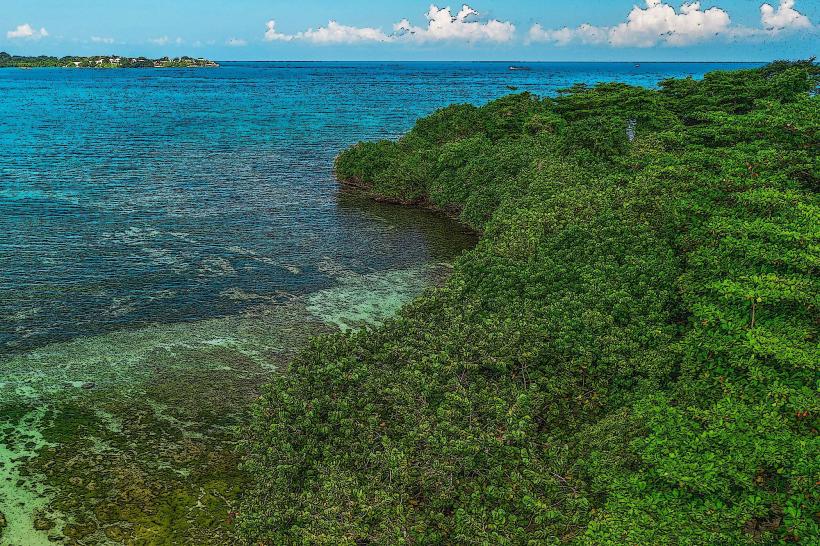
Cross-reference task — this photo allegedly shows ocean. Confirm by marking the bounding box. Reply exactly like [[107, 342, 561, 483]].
[[0, 61, 760, 544], [0, 61, 761, 353]]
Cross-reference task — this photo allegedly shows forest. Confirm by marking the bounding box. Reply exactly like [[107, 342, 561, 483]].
[[242, 61, 819, 544]]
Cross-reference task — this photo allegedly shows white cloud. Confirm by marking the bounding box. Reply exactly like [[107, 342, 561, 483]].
[[529, 0, 814, 47], [226, 38, 248, 47], [610, 1, 731, 46], [91, 36, 115, 44], [529, 24, 574, 45], [393, 4, 516, 43], [264, 19, 390, 44], [528, 23, 609, 46], [298, 21, 391, 44], [263, 4, 515, 45], [576, 23, 609, 44], [761, 0, 812, 31], [530, 1, 730, 47], [264, 20, 292, 42], [150, 36, 183, 46], [7, 23, 49, 40]]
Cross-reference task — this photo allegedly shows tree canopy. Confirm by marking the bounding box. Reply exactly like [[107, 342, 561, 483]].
[[242, 62, 819, 544]]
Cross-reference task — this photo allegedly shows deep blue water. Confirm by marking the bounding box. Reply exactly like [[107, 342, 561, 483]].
[[0, 61, 761, 352]]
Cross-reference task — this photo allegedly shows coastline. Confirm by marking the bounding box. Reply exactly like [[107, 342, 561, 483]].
[[0, 64, 220, 70], [0, 53, 219, 69], [336, 174, 471, 231]]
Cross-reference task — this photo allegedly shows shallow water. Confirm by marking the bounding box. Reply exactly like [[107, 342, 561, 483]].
[[0, 61, 761, 543], [0, 61, 760, 353], [0, 261, 451, 544]]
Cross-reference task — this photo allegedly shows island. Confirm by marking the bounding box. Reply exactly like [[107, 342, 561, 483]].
[[0, 52, 218, 68]]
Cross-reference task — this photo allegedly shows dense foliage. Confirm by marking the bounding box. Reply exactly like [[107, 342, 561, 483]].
[[242, 62, 819, 544]]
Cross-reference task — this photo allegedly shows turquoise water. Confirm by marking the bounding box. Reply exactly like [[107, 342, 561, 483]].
[[0, 61, 760, 353], [0, 61, 761, 544]]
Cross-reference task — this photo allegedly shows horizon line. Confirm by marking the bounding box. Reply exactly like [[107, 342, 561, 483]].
[[0, 52, 782, 65], [213, 59, 770, 63]]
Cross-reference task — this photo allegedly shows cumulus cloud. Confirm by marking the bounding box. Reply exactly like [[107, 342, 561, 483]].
[[529, 24, 573, 45], [530, 1, 730, 47], [393, 4, 516, 43], [91, 36, 115, 44], [529, 24, 608, 46], [226, 38, 248, 47], [263, 4, 515, 45], [264, 20, 292, 42], [265, 19, 389, 44], [611, 1, 731, 46], [529, 0, 813, 47], [7, 23, 49, 40], [761, 0, 812, 31], [299, 21, 391, 44]]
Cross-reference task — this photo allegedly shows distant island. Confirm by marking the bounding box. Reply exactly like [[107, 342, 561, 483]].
[[0, 52, 218, 68]]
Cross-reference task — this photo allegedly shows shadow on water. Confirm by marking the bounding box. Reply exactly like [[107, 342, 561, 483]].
[[334, 188, 477, 264]]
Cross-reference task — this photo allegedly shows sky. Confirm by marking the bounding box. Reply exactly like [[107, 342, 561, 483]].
[[1, 1, 817, 61]]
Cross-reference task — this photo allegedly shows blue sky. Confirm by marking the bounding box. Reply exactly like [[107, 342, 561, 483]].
[[1, 1, 817, 61]]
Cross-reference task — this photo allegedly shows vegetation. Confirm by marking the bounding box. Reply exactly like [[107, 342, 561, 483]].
[[242, 62, 819, 544], [0, 52, 218, 68]]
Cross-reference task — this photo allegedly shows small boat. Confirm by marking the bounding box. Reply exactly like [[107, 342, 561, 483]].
[[509, 66, 531, 71], [635, 64, 641, 68]]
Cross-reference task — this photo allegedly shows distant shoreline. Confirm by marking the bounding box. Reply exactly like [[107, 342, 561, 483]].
[[6, 65, 220, 69], [0, 53, 218, 69], [215, 60, 767, 64]]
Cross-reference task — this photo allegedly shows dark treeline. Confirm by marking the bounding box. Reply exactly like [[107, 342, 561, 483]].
[[0, 52, 217, 68], [242, 61, 818, 544]]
